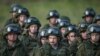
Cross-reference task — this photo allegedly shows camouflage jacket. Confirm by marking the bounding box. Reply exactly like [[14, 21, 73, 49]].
[[76, 40, 100, 56], [0, 40, 28, 56], [36, 42, 70, 56]]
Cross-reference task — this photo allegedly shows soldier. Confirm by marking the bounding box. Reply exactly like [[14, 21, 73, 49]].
[[5, 3, 23, 26], [16, 7, 30, 29], [94, 14, 100, 25], [42, 10, 60, 29], [81, 8, 96, 25], [57, 16, 71, 39], [0, 24, 28, 56], [62, 25, 78, 56], [78, 22, 88, 44], [38, 29, 48, 47], [21, 17, 41, 56], [37, 27, 69, 56], [77, 24, 100, 56]]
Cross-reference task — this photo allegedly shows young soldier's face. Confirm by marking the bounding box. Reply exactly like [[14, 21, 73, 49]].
[[48, 35, 58, 45], [60, 27, 67, 34], [12, 12, 17, 18], [6, 33, 18, 42], [29, 24, 38, 34], [41, 37, 47, 45], [49, 17, 57, 25], [81, 31, 88, 40], [96, 20, 100, 25], [18, 15, 27, 22], [67, 32, 77, 42], [85, 16, 93, 23], [90, 33, 100, 43]]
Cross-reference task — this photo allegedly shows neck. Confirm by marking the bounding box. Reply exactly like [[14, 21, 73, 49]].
[[68, 41, 72, 45], [51, 43, 58, 49], [49, 23, 56, 27], [28, 32, 36, 39], [7, 40, 15, 47], [90, 40, 97, 44], [19, 21, 24, 27]]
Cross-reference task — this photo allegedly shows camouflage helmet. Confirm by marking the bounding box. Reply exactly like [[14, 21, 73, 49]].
[[58, 21, 70, 29], [47, 10, 59, 20], [3, 24, 21, 36], [78, 22, 88, 33], [25, 17, 41, 29], [94, 14, 100, 23], [57, 16, 70, 23], [16, 7, 30, 18], [64, 24, 78, 37], [87, 24, 100, 34], [82, 8, 96, 18], [10, 3, 23, 13], [47, 27, 61, 38], [38, 29, 48, 39]]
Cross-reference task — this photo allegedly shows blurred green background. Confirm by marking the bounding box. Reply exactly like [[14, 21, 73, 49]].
[[0, 0, 100, 27]]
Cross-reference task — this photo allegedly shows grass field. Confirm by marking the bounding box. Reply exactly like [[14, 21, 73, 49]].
[[0, 0, 100, 27]]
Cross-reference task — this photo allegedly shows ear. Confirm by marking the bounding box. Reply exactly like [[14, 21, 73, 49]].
[[5, 35, 8, 40], [67, 36, 70, 40]]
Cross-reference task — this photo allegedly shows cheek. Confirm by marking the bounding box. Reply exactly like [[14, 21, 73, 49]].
[[19, 17, 26, 21], [30, 27, 38, 32], [50, 19, 57, 23], [61, 29, 66, 34], [69, 37, 76, 41]]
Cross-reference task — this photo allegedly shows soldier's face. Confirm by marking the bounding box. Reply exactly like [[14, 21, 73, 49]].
[[85, 16, 93, 23], [48, 35, 58, 45], [81, 31, 88, 40], [90, 33, 100, 43], [60, 27, 67, 34], [18, 15, 27, 22], [29, 24, 38, 34], [41, 37, 47, 45], [6, 33, 18, 42], [96, 20, 100, 25], [49, 18, 57, 25], [67, 32, 77, 42], [12, 12, 17, 18]]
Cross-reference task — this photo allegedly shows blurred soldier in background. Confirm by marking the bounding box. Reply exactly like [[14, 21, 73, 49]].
[[16, 7, 30, 29], [78, 22, 88, 44], [5, 3, 23, 26], [94, 14, 100, 25], [37, 27, 69, 56], [81, 8, 96, 26], [57, 16, 71, 39], [0, 24, 28, 56], [42, 10, 60, 29], [77, 24, 100, 56], [38, 29, 48, 47], [62, 25, 78, 56], [21, 17, 41, 56]]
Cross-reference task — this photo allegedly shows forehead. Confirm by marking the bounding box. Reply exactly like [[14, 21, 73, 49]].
[[68, 32, 76, 35], [30, 24, 38, 27], [91, 32, 99, 35], [48, 35, 57, 38]]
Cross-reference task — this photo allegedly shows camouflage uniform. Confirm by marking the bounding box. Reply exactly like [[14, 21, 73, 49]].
[[62, 39, 78, 56], [42, 24, 58, 29], [21, 33, 39, 56], [36, 43, 69, 56], [76, 40, 100, 56], [0, 38, 28, 56]]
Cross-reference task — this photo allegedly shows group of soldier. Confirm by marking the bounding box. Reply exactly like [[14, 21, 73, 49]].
[[0, 3, 100, 56]]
